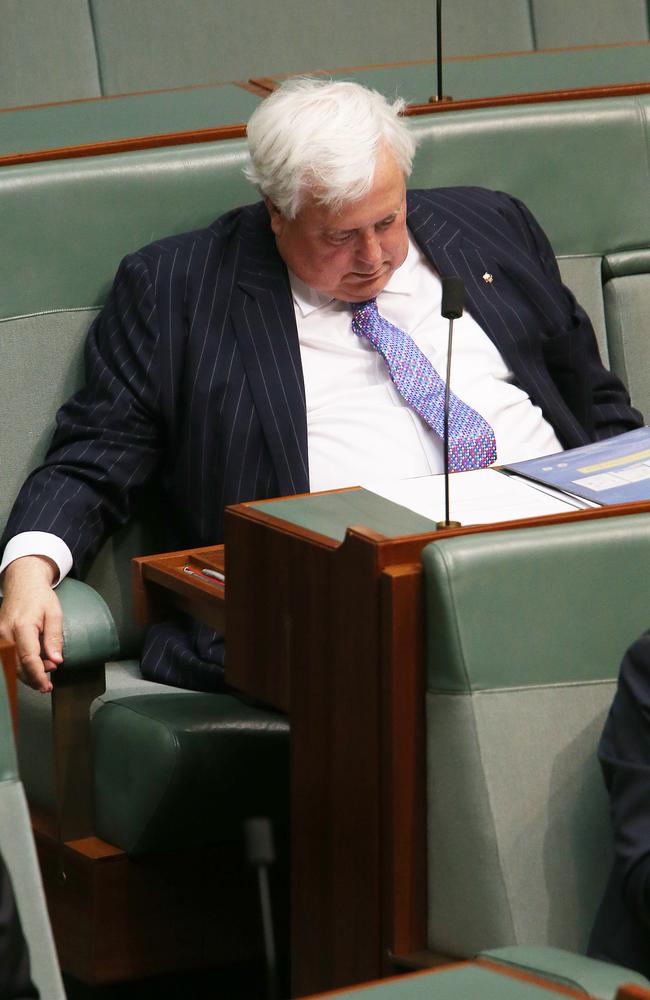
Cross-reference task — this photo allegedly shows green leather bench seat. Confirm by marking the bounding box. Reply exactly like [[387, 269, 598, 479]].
[[3, 0, 647, 109], [422, 514, 650, 958], [324, 43, 650, 108], [6, 46, 650, 162], [21, 658, 289, 856], [93, 682, 289, 855], [1, 84, 261, 160]]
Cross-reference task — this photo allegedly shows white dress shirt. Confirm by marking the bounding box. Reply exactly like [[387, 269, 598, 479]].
[[0, 234, 562, 586], [294, 234, 562, 492]]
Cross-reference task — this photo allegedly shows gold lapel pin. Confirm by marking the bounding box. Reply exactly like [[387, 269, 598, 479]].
[[482, 272, 494, 284]]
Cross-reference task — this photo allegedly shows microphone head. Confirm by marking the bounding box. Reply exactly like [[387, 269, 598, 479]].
[[441, 276, 464, 319]]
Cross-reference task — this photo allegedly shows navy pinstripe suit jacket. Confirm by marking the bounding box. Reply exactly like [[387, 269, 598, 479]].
[[4, 187, 643, 689]]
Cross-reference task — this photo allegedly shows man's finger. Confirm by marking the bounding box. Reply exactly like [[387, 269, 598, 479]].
[[41, 611, 64, 666], [14, 623, 52, 693]]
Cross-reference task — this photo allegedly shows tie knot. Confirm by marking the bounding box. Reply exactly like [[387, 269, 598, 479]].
[[351, 298, 381, 345], [351, 298, 378, 320]]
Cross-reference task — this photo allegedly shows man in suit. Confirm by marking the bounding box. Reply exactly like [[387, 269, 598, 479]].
[[0, 77, 643, 694], [588, 630, 650, 975]]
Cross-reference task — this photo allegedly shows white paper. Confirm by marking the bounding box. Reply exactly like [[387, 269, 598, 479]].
[[363, 469, 588, 526]]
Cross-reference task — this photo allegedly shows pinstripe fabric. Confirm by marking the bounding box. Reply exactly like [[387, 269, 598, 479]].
[[2, 189, 642, 690]]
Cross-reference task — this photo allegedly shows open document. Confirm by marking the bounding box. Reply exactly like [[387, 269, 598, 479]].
[[363, 467, 589, 527], [505, 426, 650, 506]]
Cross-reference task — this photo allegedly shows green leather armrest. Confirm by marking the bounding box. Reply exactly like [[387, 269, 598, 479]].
[[478, 946, 650, 1000], [57, 578, 120, 670]]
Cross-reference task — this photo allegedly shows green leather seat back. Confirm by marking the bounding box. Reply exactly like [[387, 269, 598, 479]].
[[0, 671, 64, 997], [531, 0, 649, 48], [602, 249, 650, 422], [0, 0, 100, 107], [441, 0, 533, 56], [422, 514, 650, 958], [89, 0, 438, 93]]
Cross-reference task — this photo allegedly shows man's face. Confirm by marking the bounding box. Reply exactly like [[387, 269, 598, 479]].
[[267, 147, 409, 302]]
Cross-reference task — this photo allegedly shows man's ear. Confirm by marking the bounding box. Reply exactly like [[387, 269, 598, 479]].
[[265, 197, 284, 236]]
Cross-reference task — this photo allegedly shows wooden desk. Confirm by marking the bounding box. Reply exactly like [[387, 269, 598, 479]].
[[134, 492, 650, 997], [303, 960, 650, 999]]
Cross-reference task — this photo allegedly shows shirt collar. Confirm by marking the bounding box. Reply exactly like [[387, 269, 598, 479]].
[[289, 232, 420, 317]]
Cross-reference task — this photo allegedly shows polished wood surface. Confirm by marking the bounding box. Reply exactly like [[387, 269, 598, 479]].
[[133, 543, 226, 634], [616, 986, 650, 1000], [135, 494, 650, 996], [31, 806, 261, 984]]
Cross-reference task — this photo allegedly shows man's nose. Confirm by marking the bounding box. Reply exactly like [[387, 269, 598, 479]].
[[357, 230, 383, 265]]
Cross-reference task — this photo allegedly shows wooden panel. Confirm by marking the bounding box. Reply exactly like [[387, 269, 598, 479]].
[[0, 640, 17, 732], [379, 565, 427, 964], [32, 814, 265, 984]]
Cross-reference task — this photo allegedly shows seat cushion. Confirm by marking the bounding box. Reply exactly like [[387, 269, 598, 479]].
[[91, 680, 289, 854], [18, 659, 289, 855]]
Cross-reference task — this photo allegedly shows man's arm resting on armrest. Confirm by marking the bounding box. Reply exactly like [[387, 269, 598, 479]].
[[0, 534, 72, 693]]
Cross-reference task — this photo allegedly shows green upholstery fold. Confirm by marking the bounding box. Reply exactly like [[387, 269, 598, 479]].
[[603, 249, 650, 280]]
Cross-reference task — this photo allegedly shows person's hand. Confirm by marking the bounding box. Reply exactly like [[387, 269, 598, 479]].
[[0, 556, 62, 693]]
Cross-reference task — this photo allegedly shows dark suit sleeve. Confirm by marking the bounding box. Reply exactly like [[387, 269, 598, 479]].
[[598, 631, 650, 894], [588, 631, 650, 973], [2, 252, 164, 575], [499, 192, 644, 440]]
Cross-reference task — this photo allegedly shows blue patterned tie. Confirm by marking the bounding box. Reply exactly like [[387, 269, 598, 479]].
[[351, 298, 497, 472]]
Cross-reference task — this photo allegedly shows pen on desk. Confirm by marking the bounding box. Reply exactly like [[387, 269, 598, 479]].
[[182, 565, 225, 586], [200, 567, 225, 582]]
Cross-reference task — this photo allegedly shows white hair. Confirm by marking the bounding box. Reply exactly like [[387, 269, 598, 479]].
[[245, 77, 418, 219]]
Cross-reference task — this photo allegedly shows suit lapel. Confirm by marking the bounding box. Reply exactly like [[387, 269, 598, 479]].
[[230, 209, 309, 495], [407, 190, 589, 448], [408, 192, 517, 368]]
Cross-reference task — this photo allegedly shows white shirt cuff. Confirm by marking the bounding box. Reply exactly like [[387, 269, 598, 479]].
[[0, 532, 73, 593]]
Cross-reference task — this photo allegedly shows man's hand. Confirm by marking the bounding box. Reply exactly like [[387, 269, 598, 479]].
[[0, 556, 62, 693]]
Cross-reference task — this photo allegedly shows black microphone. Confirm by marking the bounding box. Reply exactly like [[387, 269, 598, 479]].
[[441, 276, 464, 321], [437, 276, 464, 529]]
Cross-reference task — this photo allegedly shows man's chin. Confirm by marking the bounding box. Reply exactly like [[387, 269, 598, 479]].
[[339, 271, 392, 302]]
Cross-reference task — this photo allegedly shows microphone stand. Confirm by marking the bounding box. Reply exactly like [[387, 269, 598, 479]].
[[440, 316, 457, 527], [430, 0, 452, 103], [437, 276, 463, 529]]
